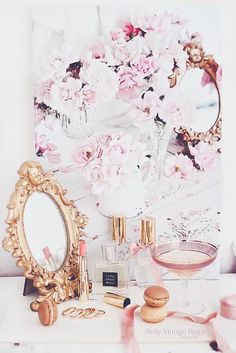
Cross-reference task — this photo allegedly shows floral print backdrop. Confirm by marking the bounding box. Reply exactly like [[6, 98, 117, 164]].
[[33, 3, 221, 278]]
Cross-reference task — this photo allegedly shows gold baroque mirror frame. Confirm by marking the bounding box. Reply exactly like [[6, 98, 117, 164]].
[[2, 161, 88, 311], [175, 42, 222, 146]]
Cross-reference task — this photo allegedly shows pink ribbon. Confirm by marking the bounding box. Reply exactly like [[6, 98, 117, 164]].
[[121, 268, 236, 353]]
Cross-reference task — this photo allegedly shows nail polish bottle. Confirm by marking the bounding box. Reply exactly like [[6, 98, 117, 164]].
[[133, 217, 157, 287]]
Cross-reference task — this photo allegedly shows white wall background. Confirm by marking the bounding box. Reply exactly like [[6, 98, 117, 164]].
[[0, 0, 235, 276]]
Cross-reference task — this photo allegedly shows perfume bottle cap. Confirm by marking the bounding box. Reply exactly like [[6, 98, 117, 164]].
[[112, 214, 126, 244], [141, 217, 156, 245]]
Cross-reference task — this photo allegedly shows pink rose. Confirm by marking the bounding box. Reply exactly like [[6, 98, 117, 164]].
[[81, 61, 119, 103], [190, 32, 203, 44], [117, 66, 144, 102], [112, 40, 140, 65], [131, 15, 159, 32], [122, 22, 141, 40], [35, 133, 49, 154], [88, 41, 106, 60], [201, 65, 222, 89], [34, 107, 45, 126], [130, 54, 157, 78], [189, 141, 216, 171], [171, 9, 189, 27], [72, 137, 100, 168], [35, 133, 61, 164], [129, 91, 159, 123], [158, 89, 194, 127], [35, 78, 55, 106], [51, 77, 83, 115], [97, 135, 112, 146], [81, 85, 97, 109], [46, 150, 61, 164], [110, 28, 126, 42], [164, 154, 194, 179]]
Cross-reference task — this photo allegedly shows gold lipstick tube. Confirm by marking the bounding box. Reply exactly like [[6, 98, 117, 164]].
[[104, 292, 131, 308]]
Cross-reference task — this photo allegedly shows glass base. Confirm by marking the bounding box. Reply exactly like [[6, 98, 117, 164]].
[[168, 300, 205, 316]]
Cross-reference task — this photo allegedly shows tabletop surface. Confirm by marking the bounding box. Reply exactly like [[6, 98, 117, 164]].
[[0, 274, 235, 353]]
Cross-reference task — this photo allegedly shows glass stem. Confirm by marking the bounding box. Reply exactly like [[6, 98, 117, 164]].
[[181, 278, 189, 306]]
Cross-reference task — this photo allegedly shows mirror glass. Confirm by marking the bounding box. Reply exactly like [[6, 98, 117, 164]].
[[23, 192, 67, 271], [180, 69, 219, 132]]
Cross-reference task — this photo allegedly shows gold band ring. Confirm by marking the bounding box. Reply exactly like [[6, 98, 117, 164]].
[[62, 307, 77, 316]]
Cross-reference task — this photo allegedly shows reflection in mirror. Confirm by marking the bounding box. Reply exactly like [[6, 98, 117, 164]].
[[23, 192, 67, 271], [180, 69, 219, 133]]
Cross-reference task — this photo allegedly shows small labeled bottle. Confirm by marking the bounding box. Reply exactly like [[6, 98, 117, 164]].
[[93, 215, 129, 295], [133, 216, 157, 287]]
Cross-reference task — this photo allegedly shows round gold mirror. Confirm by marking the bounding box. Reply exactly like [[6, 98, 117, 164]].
[[2, 161, 88, 311], [175, 43, 221, 145]]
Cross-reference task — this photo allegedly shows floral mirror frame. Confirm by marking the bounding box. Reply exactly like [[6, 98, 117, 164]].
[[2, 161, 88, 311], [175, 42, 222, 146]]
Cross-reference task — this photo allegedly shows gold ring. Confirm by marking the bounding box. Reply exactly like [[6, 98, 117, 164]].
[[69, 308, 84, 318], [62, 307, 77, 316], [96, 310, 106, 317], [81, 308, 96, 318]]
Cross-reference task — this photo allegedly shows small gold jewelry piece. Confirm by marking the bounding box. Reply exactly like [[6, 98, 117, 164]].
[[62, 306, 106, 319], [95, 309, 106, 317], [82, 308, 96, 318], [62, 307, 77, 316], [69, 308, 84, 318]]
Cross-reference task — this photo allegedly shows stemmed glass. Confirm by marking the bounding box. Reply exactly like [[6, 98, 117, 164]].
[[152, 239, 219, 315]]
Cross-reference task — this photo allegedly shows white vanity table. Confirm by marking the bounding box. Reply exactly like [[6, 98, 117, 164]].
[[0, 275, 235, 353]]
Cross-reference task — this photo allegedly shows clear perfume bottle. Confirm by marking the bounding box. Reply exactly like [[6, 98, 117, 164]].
[[133, 217, 157, 287], [93, 215, 129, 295], [112, 215, 130, 262]]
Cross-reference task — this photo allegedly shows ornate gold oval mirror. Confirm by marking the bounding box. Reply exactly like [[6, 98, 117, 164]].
[[2, 161, 88, 311], [175, 42, 221, 145]]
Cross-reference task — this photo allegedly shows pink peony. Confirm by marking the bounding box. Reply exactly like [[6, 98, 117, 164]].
[[128, 91, 159, 123], [117, 66, 144, 102], [72, 137, 100, 168], [130, 54, 157, 78], [164, 154, 194, 179], [189, 141, 216, 171], [158, 89, 194, 127]]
